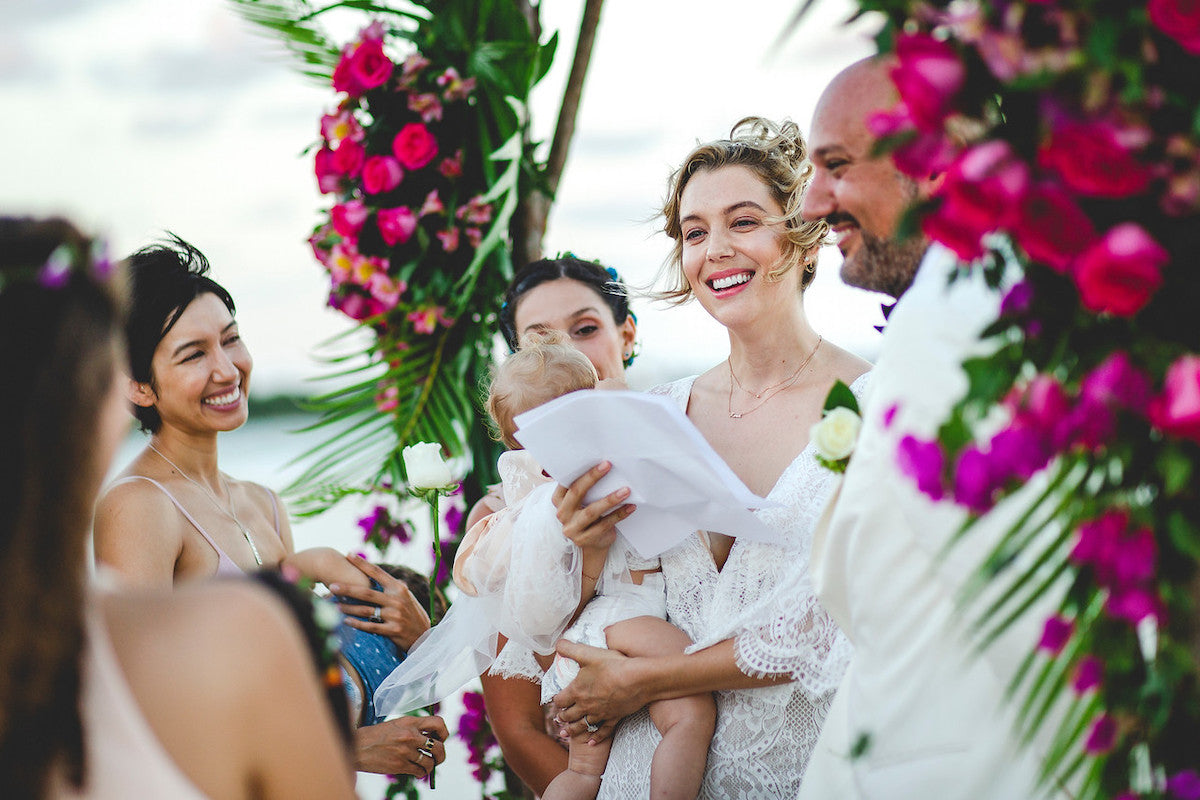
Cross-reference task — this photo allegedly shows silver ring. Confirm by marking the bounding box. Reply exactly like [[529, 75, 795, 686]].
[[417, 747, 434, 760], [584, 715, 600, 733], [423, 737, 436, 750], [370, 605, 382, 622]]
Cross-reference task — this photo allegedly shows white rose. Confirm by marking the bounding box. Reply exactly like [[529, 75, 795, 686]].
[[402, 441, 455, 489], [811, 406, 862, 462]]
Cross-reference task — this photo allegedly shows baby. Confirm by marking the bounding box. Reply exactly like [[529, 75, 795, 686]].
[[379, 332, 714, 799]]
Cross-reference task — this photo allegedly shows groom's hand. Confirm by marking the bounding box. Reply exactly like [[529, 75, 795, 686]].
[[552, 639, 643, 743]]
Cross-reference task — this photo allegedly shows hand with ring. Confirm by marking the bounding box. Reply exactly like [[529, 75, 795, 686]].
[[354, 715, 448, 777], [584, 715, 601, 733], [330, 555, 432, 650]]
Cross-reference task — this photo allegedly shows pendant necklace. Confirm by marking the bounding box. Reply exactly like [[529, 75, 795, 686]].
[[727, 336, 822, 419], [148, 443, 265, 566]]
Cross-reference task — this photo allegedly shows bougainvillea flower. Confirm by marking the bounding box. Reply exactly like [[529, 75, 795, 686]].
[[1150, 354, 1200, 444], [1072, 223, 1167, 316], [1080, 351, 1152, 415], [362, 155, 404, 195], [1084, 713, 1117, 753], [1038, 615, 1073, 654], [1012, 182, 1097, 272], [953, 444, 996, 512], [331, 199, 368, 238], [896, 434, 945, 501], [377, 206, 418, 246], [1165, 769, 1200, 800], [1039, 120, 1152, 198], [1149, 0, 1200, 54], [393, 122, 439, 170], [922, 141, 1030, 261], [1071, 655, 1104, 694], [988, 424, 1051, 482], [1106, 584, 1160, 625], [890, 33, 966, 131], [1000, 281, 1033, 317]]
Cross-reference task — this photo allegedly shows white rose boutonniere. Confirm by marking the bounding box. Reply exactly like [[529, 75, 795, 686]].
[[812, 380, 862, 474]]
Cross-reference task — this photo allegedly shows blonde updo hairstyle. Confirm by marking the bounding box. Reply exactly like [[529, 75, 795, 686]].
[[485, 330, 598, 449], [659, 116, 828, 303]]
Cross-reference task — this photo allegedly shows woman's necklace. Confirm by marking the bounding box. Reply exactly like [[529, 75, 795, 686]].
[[726, 336, 822, 419], [147, 443, 264, 566]]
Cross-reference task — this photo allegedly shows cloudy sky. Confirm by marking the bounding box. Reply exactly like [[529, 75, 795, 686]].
[[1, 0, 884, 394]]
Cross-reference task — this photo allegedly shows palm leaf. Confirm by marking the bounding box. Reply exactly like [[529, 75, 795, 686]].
[[226, 0, 342, 83]]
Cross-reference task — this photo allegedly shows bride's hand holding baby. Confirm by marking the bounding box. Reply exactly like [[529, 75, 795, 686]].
[[551, 461, 635, 554]]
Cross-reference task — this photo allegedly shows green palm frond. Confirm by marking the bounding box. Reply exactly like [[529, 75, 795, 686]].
[[227, 0, 342, 83]]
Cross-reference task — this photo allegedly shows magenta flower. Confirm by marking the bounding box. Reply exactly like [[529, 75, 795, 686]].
[[377, 207, 418, 247], [420, 189, 445, 217], [922, 141, 1030, 261], [896, 434, 945, 501], [1149, 354, 1200, 445], [320, 109, 364, 144], [314, 147, 341, 194], [407, 305, 452, 335], [1072, 223, 1167, 317], [1106, 584, 1160, 626], [882, 403, 899, 430], [868, 105, 961, 178], [1084, 713, 1117, 753], [438, 150, 464, 179], [1038, 615, 1073, 654], [1149, 0, 1200, 55], [407, 92, 444, 123], [988, 424, 1051, 483], [330, 137, 366, 178], [331, 199, 368, 238], [455, 195, 494, 226], [330, 289, 385, 321], [1080, 351, 1152, 415], [953, 444, 996, 512], [366, 272, 405, 311], [1166, 769, 1200, 799], [332, 34, 393, 97], [375, 384, 399, 413], [362, 156, 404, 195], [437, 66, 477, 101], [1071, 655, 1104, 694], [399, 52, 431, 85], [437, 226, 460, 253], [1038, 120, 1152, 198], [1012, 182, 1097, 272], [392, 122, 439, 170], [890, 33, 966, 131]]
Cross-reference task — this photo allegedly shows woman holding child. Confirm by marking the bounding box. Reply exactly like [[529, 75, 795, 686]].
[[548, 118, 870, 796]]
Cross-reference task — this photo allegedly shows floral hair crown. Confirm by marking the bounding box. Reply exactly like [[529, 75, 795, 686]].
[[0, 239, 114, 294]]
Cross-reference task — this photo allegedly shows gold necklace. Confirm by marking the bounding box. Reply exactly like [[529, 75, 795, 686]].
[[148, 443, 264, 566], [726, 336, 822, 419]]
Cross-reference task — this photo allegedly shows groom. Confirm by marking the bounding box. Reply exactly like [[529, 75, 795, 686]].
[[797, 57, 1067, 799]]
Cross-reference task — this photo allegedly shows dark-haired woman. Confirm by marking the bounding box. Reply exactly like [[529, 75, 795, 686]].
[[0, 216, 359, 799], [470, 255, 638, 795]]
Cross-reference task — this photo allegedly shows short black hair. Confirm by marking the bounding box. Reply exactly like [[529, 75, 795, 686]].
[[123, 234, 235, 432], [497, 255, 632, 354]]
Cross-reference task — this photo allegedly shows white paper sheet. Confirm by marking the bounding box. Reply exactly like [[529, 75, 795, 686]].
[[513, 390, 781, 559]]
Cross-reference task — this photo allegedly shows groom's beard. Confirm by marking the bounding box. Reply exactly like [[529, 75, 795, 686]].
[[848, 228, 927, 301]]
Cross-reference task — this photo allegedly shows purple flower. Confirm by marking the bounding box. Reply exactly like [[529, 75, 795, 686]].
[[1167, 770, 1200, 800], [988, 424, 1051, 482], [443, 503, 465, 539], [1106, 585, 1160, 626], [1000, 281, 1033, 317], [882, 403, 899, 430], [897, 435, 945, 500], [1084, 713, 1117, 753], [1071, 655, 1103, 693], [953, 445, 996, 512], [1038, 615, 1073, 654], [1080, 351, 1152, 414], [357, 506, 388, 540]]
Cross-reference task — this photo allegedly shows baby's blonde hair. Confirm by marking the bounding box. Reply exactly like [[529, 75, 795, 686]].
[[485, 330, 598, 449]]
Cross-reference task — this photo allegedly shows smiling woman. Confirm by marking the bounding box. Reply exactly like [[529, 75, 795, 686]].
[[93, 236, 296, 587]]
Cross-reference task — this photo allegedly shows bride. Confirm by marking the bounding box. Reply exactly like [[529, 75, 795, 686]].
[[549, 118, 870, 796]]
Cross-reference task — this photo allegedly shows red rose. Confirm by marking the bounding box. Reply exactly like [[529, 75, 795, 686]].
[[362, 156, 404, 195], [392, 123, 439, 170], [1150, 354, 1200, 444], [890, 33, 966, 132], [1038, 120, 1152, 198], [348, 37, 393, 92], [1012, 182, 1097, 272], [331, 138, 365, 177], [1149, 0, 1200, 54], [1072, 223, 1167, 316]]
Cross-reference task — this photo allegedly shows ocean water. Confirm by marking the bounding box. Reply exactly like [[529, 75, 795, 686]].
[[110, 415, 486, 800]]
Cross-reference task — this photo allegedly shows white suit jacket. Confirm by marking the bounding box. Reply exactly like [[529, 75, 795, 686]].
[[800, 246, 1066, 800]]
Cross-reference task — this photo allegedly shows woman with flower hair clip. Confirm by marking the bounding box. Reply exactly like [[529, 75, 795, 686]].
[[0, 216, 357, 799]]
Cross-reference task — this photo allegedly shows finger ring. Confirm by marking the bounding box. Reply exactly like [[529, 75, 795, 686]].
[[370, 605, 382, 622], [424, 737, 436, 750], [417, 747, 434, 760], [584, 715, 600, 733]]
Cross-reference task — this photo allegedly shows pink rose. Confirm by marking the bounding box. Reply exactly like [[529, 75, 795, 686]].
[[377, 206, 418, 246], [1149, 0, 1200, 53], [1038, 120, 1152, 198], [362, 156, 404, 195], [392, 123, 439, 170], [348, 37, 393, 91], [314, 147, 341, 194], [1150, 354, 1200, 444], [890, 34, 966, 132], [1012, 182, 1097, 272], [922, 141, 1029, 261], [331, 199, 368, 238], [1072, 223, 1167, 316], [330, 138, 365, 178]]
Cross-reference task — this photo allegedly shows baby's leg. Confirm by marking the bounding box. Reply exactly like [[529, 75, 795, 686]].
[[605, 617, 716, 800], [540, 734, 612, 800]]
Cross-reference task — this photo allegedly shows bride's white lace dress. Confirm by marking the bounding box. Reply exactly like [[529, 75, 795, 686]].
[[596, 374, 867, 800]]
